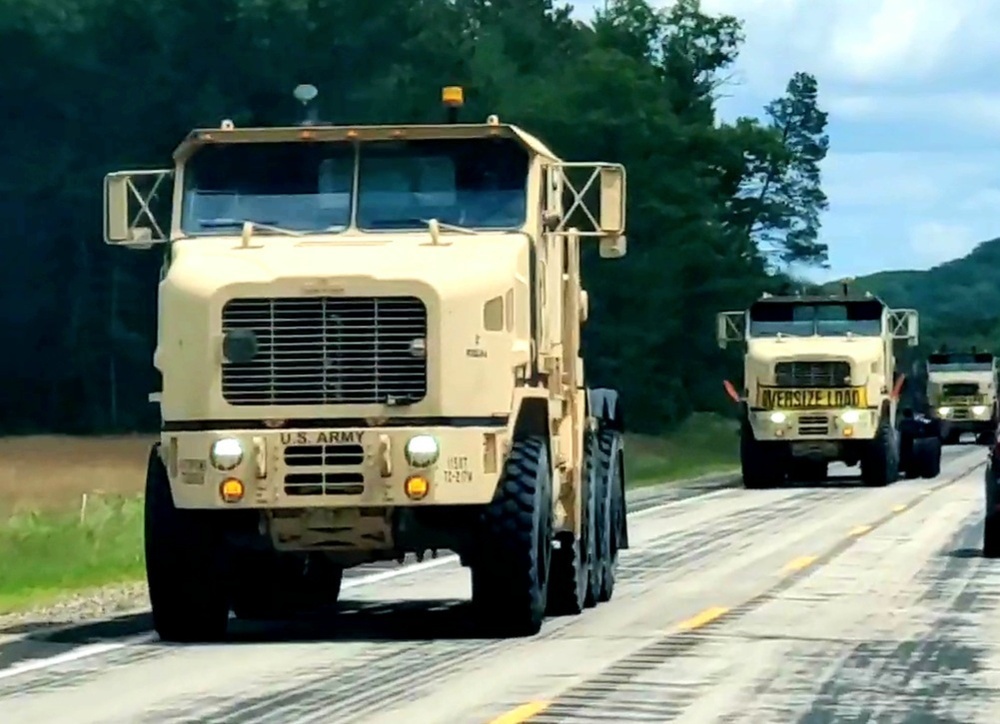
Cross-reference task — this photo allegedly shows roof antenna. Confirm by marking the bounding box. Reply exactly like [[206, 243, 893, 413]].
[[293, 84, 319, 126]]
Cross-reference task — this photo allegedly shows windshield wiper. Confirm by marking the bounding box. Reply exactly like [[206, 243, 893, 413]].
[[200, 218, 278, 228], [366, 217, 478, 236], [198, 219, 305, 237]]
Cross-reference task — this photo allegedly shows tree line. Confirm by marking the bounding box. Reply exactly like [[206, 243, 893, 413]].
[[0, 0, 830, 435]]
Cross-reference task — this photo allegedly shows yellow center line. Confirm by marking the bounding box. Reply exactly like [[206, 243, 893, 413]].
[[782, 555, 818, 573], [676, 606, 729, 631], [488, 700, 550, 724], [849, 524, 872, 536], [892, 504, 907, 513]]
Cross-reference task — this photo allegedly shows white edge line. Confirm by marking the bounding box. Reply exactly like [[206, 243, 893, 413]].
[[0, 481, 736, 680], [0, 632, 157, 681]]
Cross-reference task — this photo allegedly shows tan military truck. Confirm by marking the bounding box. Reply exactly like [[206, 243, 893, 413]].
[[717, 290, 940, 487], [103, 85, 631, 641], [926, 349, 999, 444]]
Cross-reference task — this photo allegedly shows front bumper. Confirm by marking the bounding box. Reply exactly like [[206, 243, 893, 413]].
[[748, 408, 879, 441], [934, 406, 993, 433], [161, 425, 508, 509]]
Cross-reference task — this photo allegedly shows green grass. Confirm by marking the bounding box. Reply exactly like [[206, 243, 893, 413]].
[[0, 495, 145, 614], [624, 412, 740, 487], [0, 414, 739, 614]]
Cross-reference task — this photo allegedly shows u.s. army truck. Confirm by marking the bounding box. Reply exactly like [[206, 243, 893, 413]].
[[926, 349, 999, 444], [717, 290, 941, 487], [103, 85, 630, 641]]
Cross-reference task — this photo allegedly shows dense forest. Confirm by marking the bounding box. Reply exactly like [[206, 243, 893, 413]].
[[824, 237, 1000, 389], [0, 0, 834, 436]]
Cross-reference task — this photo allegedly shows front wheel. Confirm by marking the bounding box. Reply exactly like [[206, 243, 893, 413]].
[[861, 416, 899, 487], [740, 422, 785, 489], [985, 513, 1000, 558], [471, 435, 554, 636], [144, 444, 230, 642]]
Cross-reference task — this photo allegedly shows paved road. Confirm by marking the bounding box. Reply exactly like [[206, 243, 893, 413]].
[[0, 444, 993, 723]]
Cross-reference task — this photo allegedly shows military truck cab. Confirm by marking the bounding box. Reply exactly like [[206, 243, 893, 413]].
[[717, 291, 941, 488], [926, 350, 999, 445]]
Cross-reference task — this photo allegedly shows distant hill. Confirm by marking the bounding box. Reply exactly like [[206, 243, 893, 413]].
[[820, 237, 1000, 355]]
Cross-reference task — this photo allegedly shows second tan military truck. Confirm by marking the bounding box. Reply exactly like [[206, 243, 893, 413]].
[[718, 291, 941, 487]]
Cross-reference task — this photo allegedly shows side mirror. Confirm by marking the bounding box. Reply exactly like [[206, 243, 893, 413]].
[[598, 165, 625, 235], [888, 308, 919, 347], [599, 235, 627, 258], [104, 169, 173, 248], [716, 311, 745, 348]]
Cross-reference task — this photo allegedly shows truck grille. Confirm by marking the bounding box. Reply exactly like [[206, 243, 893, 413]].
[[221, 296, 428, 406], [943, 383, 979, 397], [283, 443, 364, 496], [775, 361, 850, 388], [797, 415, 829, 436]]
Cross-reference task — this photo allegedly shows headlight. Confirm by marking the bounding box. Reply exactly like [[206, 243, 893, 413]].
[[210, 437, 244, 471], [937, 406, 951, 417], [769, 412, 786, 424], [405, 435, 439, 467], [840, 410, 861, 424], [973, 405, 987, 415]]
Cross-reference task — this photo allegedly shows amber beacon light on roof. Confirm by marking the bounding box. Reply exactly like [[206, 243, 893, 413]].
[[101, 83, 631, 643]]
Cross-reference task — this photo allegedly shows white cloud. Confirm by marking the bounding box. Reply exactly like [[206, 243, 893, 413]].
[[826, 91, 1000, 135], [908, 221, 978, 263], [821, 151, 1000, 210]]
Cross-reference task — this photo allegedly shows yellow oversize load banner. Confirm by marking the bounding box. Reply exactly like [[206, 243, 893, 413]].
[[758, 386, 867, 410]]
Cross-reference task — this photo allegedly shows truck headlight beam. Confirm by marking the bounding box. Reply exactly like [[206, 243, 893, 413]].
[[210, 437, 244, 470], [405, 435, 439, 467]]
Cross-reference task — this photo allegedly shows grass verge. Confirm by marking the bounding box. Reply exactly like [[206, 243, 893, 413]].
[[624, 412, 740, 487], [0, 414, 738, 614], [0, 494, 144, 614]]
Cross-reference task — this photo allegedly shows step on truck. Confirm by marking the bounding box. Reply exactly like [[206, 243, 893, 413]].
[[102, 84, 631, 641], [925, 349, 999, 445], [717, 289, 942, 488]]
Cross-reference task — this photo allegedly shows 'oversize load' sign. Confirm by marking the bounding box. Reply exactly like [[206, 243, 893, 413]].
[[758, 387, 867, 410]]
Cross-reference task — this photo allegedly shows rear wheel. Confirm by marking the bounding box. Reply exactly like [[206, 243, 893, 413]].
[[547, 429, 595, 615], [144, 444, 230, 642], [915, 437, 942, 479], [471, 435, 554, 636], [861, 415, 899, 487], [595, 428, 621, 602]]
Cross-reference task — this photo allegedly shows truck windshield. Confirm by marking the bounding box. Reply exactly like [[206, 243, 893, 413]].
[[748, 301, 883, 337], [180, 136, 529, 235], [356, 137, 527, 230], [181, 142, 355, 234], [927, 353, 993, 372]]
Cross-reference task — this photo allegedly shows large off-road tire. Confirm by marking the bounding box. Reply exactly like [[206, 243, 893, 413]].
[[583, 431, 602, 608], [594, 428, 622, 603], [547, 429, 595, 616], [144, 444, 230, 642], [471, 435, 554, 636], [740, 421, 785, 489], [984, 513, 1000, 558], [914, 436, 942, 479], [861, 415, 899, 487], [231, 552, 344, 620]]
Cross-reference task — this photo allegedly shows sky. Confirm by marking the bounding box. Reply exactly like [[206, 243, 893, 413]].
[[569, 0, 1000, 281]]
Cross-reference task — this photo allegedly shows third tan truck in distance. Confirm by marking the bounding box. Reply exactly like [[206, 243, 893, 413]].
[[925, 349, 999, 445]]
